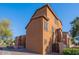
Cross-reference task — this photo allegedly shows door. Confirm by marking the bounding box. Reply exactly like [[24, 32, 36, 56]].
[[52, 43, 59, 53]]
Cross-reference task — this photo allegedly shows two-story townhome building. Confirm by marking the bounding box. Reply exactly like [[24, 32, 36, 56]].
[[15, 4, 71, 54], [25, 4, 62, 54]]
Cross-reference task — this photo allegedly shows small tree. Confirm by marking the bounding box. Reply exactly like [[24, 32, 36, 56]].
[[0, 19, 13, 47], [70, 17, 79, 44], [0, 19, 12, 40], [70, 17, 79, 38]]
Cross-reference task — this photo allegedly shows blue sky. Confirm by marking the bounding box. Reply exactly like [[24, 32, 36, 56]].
[[0, 3, 79, 38]]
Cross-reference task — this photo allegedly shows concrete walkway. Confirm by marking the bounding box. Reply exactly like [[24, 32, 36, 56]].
[[0, 47, 37, 55], [0, 50, 36, 55], [0, 47, 60, 55]]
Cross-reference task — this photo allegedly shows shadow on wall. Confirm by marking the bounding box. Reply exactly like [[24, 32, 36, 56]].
[[45, 28, 62, 54], [45, 37, 53, 54]]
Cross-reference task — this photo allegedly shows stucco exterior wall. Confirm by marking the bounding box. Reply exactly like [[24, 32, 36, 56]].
[[42, 7, 62, 54], [33, 7, 47, 18], [15, 37, 19, 48], [43, 7, 54, 54], [26, 17, 43, 54], [15, 35, 26, 48]]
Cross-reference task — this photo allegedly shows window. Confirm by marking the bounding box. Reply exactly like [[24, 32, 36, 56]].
[[54, 17, 58, 25], [52, 27, 54, 32], [41, 11, 45, 15], [44, 21, 48, 31]]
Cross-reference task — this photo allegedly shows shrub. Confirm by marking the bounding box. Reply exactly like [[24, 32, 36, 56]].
[[0, 39, 15, 47], [63, 48, 79, 55]]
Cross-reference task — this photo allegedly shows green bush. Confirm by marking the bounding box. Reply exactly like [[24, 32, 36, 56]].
[[63, 48, 79, 55], [0, 39, 15, 47]]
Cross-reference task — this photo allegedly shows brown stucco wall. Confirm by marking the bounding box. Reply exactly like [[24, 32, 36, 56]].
[[42, 6, 62, 54], [26, 17, 43, 54], [15, 35, 26, 48], [32, 7, 47, 18]]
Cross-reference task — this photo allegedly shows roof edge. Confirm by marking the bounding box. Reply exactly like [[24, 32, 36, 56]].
[[25, 4, 62, 29], [25, 15, 49, 29]]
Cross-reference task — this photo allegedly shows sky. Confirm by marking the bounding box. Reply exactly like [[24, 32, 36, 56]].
[[0, 3, 79, 38]]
